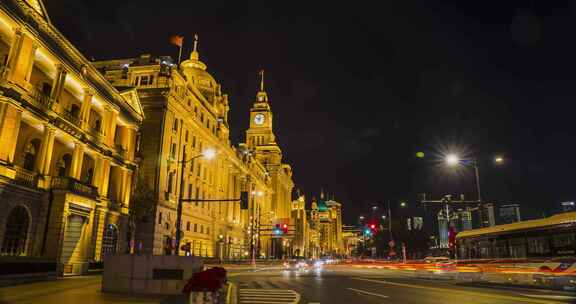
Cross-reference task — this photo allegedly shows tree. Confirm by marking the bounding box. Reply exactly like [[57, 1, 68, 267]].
[[129, 169, 156, 253]]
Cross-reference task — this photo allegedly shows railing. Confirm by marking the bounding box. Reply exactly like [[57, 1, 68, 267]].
[[115, 144, 128, 159], [87, 125, 104, 141], [28, 87, 52, 109], [13, 166, 38, 188], [51, 176, 98, 199], [59, 109, 82, 127]]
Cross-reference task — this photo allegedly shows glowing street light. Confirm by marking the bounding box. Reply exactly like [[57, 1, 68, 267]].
[[202, 148, 216, 160], [445, 154, 460, 166], [400, 201, 407, 208], [494, 156, 504, 164]]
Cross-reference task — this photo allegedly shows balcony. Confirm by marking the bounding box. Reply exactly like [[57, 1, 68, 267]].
[[115, 144, 128, 159], [13, 166, 38, 188], [51, 176, 98, 199], [87, 125, 104, 142], [59, 108, 82, 127], [28, 87, 52, 110]]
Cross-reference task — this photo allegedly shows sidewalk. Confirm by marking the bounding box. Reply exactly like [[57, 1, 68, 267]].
[[0, 275, 186, 304]]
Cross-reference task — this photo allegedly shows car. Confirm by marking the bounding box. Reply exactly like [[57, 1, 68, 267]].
[[283, 260, 309, 271]]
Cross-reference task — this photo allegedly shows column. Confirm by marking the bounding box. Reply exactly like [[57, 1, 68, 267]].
[[122, 169, 133, 207], [92, 208, 106, 262], [106, 107, 118, 147], [92, 156, 104, 190], [99, 159, 111, 197], [34, 125, 55, 175], [70, 142, 85, 179], [4, 28, 23, 81], [0, 103, 22, 164], [24, 43, 38, 83], [50, 65, 67, 105], [80, 88, 93, 130]]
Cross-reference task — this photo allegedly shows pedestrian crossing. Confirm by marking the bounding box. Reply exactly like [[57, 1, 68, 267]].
[[239, 288, 300, 304]]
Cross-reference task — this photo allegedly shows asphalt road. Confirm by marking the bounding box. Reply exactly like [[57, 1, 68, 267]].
[[229, 265, 576, 304], [0, 266, 574, 304]]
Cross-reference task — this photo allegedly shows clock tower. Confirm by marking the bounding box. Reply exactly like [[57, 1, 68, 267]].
[[246, 70, 281, 165]]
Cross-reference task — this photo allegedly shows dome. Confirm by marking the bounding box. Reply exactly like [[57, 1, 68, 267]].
[[180, 50, 218, 100]]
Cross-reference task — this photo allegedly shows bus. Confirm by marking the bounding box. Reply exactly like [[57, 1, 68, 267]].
[[456, 211, 576, 261]]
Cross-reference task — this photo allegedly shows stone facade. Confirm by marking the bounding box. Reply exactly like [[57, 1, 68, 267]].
[[0, 0, 142, 275], [93, 39, 294, 259]]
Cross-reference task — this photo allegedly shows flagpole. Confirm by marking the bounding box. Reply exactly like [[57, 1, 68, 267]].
[[178, 44, 183, 65]]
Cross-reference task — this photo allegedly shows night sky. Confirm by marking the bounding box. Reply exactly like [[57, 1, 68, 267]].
[[46, 0, 576, 223]]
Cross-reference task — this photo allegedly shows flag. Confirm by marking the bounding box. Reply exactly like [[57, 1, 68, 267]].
[[170, 35, 184, 47]]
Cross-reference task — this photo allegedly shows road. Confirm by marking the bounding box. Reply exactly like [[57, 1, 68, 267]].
[[229, 265, 576, 304], [0, 265, 575, 304]]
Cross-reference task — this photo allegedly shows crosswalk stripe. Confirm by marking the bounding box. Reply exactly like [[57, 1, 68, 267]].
[[238, 288, 300, 304]]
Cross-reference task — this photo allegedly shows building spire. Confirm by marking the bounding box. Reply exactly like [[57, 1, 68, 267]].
[[191, 34, 200, 60], [259, 69, 265, 92], [320, 188, 325, 200]]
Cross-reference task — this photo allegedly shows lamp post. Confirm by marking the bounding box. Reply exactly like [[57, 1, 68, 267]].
[[175, 147, 216, 256], [445, 154, 503, 227]]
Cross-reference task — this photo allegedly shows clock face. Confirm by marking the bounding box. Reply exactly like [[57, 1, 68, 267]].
[[254, 114, 265, 125]]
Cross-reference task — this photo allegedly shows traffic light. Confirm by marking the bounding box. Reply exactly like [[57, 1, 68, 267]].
[[240, 191, 248, 209], [370, 224, 376, 230], [274, 224, 282, 235], [364, 228, 372, 236], [282, 223, 288, 234]]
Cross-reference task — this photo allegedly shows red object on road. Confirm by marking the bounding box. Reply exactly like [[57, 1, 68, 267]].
[[182, 267, 227, 293]]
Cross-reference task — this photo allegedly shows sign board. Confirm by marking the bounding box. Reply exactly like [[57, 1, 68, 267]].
[[152, 269, 183, 280]]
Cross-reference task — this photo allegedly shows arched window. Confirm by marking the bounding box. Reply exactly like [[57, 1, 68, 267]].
[[69, 104, 81, 119], [57, 154, 72, 177], [22, 139, 40, 171], [1, 206, 30, 255], [101, 224, 118, 257]]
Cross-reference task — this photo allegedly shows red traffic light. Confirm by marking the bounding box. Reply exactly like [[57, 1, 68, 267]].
[[282, 224, 288, 229], [370, 224, 376, 229]]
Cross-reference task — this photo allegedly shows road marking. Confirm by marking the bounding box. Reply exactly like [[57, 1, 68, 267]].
[[347, 287, 389, 298], [352, 278, 564, 304], [239, 288, 300, 304], [518, 294, 576, 301]]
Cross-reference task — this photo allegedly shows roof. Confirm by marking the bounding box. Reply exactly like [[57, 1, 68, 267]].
[[457, 211, 576, 239]]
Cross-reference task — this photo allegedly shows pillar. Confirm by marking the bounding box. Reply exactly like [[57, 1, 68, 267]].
[[80, 88, 93, 130], [35, 125, 55, 175], [24, 43, 38, 83], [92, 156, 104, 190], [0, 103, 22, 164], [70, 142, 84, 179], [4, 28, 23, 82], [100, 159, 111, 197], [92, 208, 107, 262], [50, 65, 67, 105], [106, 107, 118, 147]]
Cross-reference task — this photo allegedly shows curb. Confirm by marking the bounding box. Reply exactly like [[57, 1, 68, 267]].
[[227, 282, 237, 304]]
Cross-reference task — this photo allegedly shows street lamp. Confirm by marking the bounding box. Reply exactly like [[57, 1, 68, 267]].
[[445, 154, 460, 166], [175, 147, 216, 255], [494, 156, 504, 164]]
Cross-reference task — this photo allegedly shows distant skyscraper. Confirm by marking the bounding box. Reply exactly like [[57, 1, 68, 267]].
[[561, 202, 576, 213], [499, 204, 522, 224]]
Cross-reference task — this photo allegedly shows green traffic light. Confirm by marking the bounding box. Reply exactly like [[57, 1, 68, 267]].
[[416, 151, 425, 158]]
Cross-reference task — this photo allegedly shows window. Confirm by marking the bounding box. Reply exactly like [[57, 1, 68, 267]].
[[528, 236, 550, 255], [101, 224, 118, 257], [200, 113, 204, 123], [171, 143, 176, 159], [158, 212, 162, 224], [192, 136, 196, 148], [200, 225, 204, 233], [133, 76, 139, 86], [1, 206, 29, 255], [188, 184, 192, 199], [167, 172, 174, 194], [185, 130, 189, 142], [194, 223, 198, 232], [186, 222, 191, 231], [195, 188, 200, 206], [173, 119, 178, 132], [207, 120, 210, 130], [206, 227, 210, 235]]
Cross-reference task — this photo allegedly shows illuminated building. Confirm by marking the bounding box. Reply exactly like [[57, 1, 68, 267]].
[[310, 190, 344, 256], [0, 0, 142, 275], [92, 38, 293, 259], [499, 204, 521, 224], [291, 194, 308, 258]]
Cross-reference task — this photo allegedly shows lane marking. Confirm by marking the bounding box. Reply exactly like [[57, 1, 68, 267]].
[[347, 287, 389, 298], [517, 294, 576, 301], [238, 288, 300, 304], [351, 278, 564, 304]]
